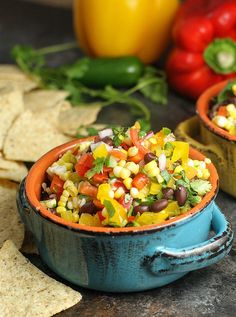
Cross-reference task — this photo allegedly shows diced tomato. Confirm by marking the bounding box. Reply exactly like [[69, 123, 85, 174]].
[[132, 173, 150, 190], [120, 142, 129, 151], [217, 105, 227, 117], [75, 153, 94, 177], [97, 210, 106, 221], [92, 172, 108, 184], [110, 149, 127, 160], [128, 216, 136, 222], [129, 128, 148, 155], [50, 175, 64, 199], [128, 150, 144, 163], [112, 179, 127, 192], [118, 194, 133, 210], [79, 181, 98, 197], [93, 199, 104, 209], [103, 166, 113, 173]]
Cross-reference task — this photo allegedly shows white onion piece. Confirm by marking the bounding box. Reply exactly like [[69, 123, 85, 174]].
[[159, 153, 166, 171], [164, 133, 175, 142], [98, 128, 113, 139], [90, 141, 113, 152]]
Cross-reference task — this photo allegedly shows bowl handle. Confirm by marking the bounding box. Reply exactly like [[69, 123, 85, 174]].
[[144, 203, 233, 275], [174, 116, 224, 166]]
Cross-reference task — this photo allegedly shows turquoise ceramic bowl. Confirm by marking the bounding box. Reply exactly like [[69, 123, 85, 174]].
[[17, 140, 233, 292]]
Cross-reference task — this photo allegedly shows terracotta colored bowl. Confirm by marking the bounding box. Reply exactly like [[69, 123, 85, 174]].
[[175, 80, 236, 197], [16, 139, 233, 292], [25, 139, 218, 233]]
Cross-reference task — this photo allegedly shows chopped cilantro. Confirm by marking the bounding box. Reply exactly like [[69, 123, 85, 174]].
[[190, 180, 212, 196], [112, 127, 126, 147], [161, 170, 171, 184], [162, 127, 171, 136], [85, 157, 105, 179]]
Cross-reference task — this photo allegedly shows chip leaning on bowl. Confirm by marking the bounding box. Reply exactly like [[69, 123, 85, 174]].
[[40, 122, 213, 228]]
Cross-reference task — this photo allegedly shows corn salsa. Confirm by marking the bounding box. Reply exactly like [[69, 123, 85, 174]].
[[40, 123, 212, 227], [209, 80, 236, 135]]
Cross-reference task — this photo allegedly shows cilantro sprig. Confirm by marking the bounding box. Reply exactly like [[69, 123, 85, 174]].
[[11, 43, 168, 128], [85, 157, 106, 179]]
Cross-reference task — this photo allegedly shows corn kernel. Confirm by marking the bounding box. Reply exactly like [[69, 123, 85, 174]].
[[204, 158, 211, 164], [226, 103, 235, 112], [126, 162, 139, 174], [212, 115, 228, 128], [114, 187, 125, 199], [56, 206, 67, 213], [197, 170, 203, 178], [67, 201, 73, 209], [108, 190, 115, 199], [59, 195, 68, 203], [118, 160, 126, 167], [123, 177, 133, 189], [128, 146, 138, 157], [113, 166, 123, 177], [202, 169, 210, 180], [120, 167, 131, 179], [58, 201, 66, 207], [130, 187, 139, 198]]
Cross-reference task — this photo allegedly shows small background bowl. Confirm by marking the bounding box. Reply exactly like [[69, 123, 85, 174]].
[[17, 139, 233, 292], [175, 80, 236, 197]]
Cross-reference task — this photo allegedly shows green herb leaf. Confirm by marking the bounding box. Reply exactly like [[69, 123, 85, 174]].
[[112, 127, 126, 147], [162, 127, 171, 136], [190, 179, 212, 196], [103, 200, 116, 218], [85, 157, 106, 179], [64, 58, 89, 80], [217, 79, 236, 103], [138, 66, 168, 104]]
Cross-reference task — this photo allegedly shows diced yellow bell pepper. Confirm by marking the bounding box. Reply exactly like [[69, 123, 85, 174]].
[[93, 143, 108, 159], [163, 201, 180, 217], [97, 183, 112, 203], [149, 182, 162, 195], [102, 199, 128, 227], [171, 141, 189, 165], [136, 210, 169, 226], [184, 165, 197, 180], [79, 213, 102, 226]]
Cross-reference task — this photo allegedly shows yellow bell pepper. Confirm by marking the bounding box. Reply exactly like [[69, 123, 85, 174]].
[[73, 0, 180, 64]]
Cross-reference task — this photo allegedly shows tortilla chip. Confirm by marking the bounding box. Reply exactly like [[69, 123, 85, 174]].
[[24, 89, 69, 112], [0, 180, 24, 249], [0, 152, 28, 182], [0, 85, 24, 149], [0, 240, 82, 317], [58, 103, 102, 136], [0, 64, 38, 92], [4, 110, 72, 162]]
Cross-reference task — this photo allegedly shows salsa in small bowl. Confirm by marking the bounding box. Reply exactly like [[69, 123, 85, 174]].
[[17, 123, 233, 292]]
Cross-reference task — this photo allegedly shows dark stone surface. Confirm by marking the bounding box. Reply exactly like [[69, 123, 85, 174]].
[[1, 1, 235, 316]]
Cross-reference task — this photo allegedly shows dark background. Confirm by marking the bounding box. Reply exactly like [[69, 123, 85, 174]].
[[1, 1, 235, 316]]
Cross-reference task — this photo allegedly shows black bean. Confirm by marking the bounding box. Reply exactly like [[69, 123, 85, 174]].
[[80, 201, 97, 214], [174, 185, 188, 206], [133, 205, 149, 214], [151, 199, 168, 212], [144, 152, 157, 164], [101, 136, 114, 146], [162, 187, 174, 200]]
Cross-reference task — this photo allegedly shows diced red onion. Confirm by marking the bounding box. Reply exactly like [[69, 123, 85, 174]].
[[144, 131, 154, 139]]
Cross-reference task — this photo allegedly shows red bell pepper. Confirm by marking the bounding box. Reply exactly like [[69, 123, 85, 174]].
[[50, 175, 64, 199], [166, 0, 236, 99], [75, 153, 94, 177]]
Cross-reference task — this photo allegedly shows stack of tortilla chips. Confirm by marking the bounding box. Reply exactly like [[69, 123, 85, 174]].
[[0, 65, 108, 314]]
